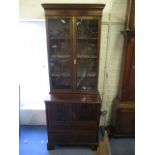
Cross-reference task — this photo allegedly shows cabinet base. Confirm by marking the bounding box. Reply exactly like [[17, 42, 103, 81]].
[[111, 99, 135, 137], [47, 143, 55, 150], [91, 144, 98, 150], [109, 125, 134, 138], [47, 143, 98, 150]]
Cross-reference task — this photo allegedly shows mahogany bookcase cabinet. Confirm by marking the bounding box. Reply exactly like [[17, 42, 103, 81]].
[[42, 4, 105, 149]]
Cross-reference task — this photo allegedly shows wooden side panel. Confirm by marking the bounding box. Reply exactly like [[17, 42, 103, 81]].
[[111, 100, 135, 136], [121, 36, 135, 101], [128, 41, 135, 100], [115, 108, 135, 135]]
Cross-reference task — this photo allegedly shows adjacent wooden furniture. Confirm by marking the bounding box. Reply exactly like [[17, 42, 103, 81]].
[[42, 4, 105, 149], [111, 0, 135, 136]]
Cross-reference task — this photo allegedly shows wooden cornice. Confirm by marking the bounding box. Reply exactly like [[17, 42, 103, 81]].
[[42, 3, 105, 10]]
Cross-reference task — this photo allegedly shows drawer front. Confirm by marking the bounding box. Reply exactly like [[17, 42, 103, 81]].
[[48, 131, 97, 144], [49, 122, 98, 132]]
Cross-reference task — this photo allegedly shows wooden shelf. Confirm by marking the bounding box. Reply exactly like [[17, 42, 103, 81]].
[[77, 37, 97, 40], [77, 73, 96, 77], [50, 37, 70, 40], [77, 55, 96, 59], [51, 55, 70, 59], [51, 73, 70, 77]]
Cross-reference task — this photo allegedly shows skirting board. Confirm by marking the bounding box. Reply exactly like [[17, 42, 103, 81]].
[[20, 104, 46, 125]]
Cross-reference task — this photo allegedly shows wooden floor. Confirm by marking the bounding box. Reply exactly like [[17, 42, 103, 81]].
[[94, 131, 111, 155]]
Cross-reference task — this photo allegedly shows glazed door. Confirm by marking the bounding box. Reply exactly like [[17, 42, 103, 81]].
[[75, 18, 99, 91], [47, 17, 100, 92], [47, 18, 73, 90]]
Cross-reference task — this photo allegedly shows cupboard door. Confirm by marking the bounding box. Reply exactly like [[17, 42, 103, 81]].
[[76, 18, 99, 91], [47, 103, 72, 123], [73, 103, 100, 122], [46, 102, 73, 132], [115, 108, 135, 135], [47, 18, 72, 90]]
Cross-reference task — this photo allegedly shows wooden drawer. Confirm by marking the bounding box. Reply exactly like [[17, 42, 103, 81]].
[[49, 122, 98, 132], [48, 131, 97, 144]]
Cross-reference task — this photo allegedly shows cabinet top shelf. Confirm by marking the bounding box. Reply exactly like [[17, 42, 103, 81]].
[[45, 93, 102, 104], [42, 3, 105, 10], [42, 3, 105, 16]]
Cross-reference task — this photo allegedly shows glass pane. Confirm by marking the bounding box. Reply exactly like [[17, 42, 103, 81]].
[[48, 18, 71, 89], [77, 39, 97, 58], [76, 19, 98, 90], [77, 19, 98, 38], [77, 59, 97, 90], [48, 19, 70, 38]]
